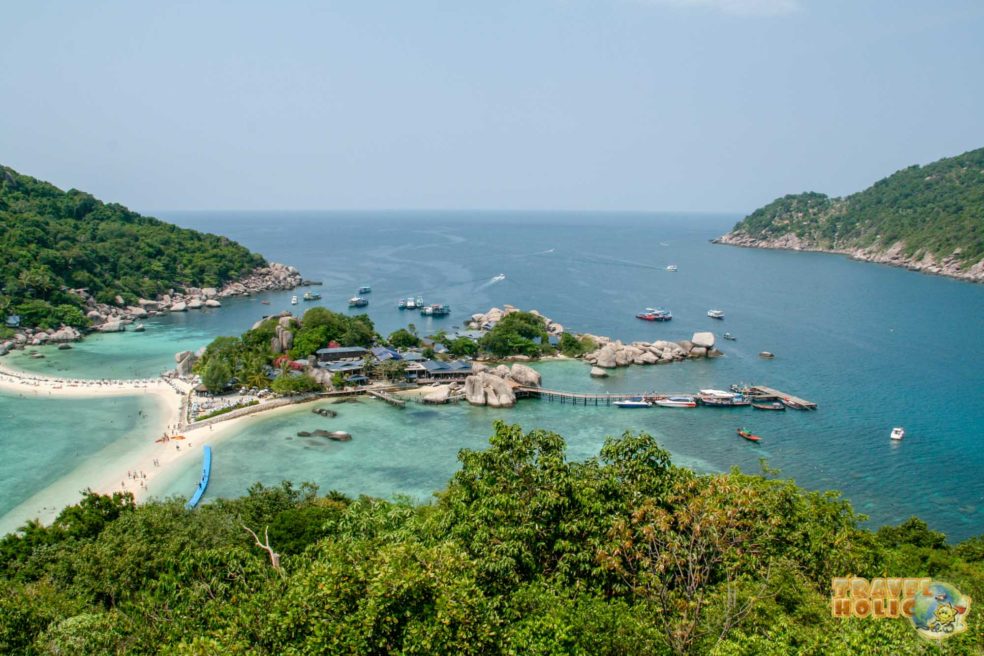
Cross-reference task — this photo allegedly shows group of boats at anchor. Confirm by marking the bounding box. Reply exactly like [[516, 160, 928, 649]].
[[288, 285, 451, 315], [398, 296, 451, 316], [634, 306, 730, 324], [613, 387, 784, 410]]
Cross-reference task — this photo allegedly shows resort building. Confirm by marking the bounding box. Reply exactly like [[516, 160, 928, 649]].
[[316, 346, 368, 363]]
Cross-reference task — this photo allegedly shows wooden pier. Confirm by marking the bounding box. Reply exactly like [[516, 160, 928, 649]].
[[745, 386, 817, 410], [367, 389, 407, 408], [515, 385, 817, 410]]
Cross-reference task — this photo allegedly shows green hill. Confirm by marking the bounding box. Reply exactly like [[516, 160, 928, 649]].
[[0, 165, 265, 329], [719, 148, 984, 280], [1, 423, 981, 654]]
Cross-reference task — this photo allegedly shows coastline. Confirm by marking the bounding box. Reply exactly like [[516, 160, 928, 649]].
[[713, 233, 984, 284]]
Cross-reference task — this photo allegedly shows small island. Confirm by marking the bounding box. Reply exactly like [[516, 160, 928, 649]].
[[715, 147, 984, 283]]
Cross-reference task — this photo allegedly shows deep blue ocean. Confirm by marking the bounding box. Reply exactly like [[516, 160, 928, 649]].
[[3, 212, 982, 540]]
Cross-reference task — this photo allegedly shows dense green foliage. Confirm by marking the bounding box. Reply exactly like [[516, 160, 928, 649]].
[[558, 332, 597, 357], [270, 372, 322, 395], [387, 328, 421, 349], [478, 311, 554, 358], [1, 422, 980, 654], [730, 147, 984, 267], [0, 165, 265, 329], [289, 307, 377, 359], [195, 307, 378, 391]]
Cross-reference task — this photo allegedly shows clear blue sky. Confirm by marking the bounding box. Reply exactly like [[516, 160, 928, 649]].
[[2, 0, 983, 213]]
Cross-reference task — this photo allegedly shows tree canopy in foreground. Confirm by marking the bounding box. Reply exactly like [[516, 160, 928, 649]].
[[3, 422, 979, 654]]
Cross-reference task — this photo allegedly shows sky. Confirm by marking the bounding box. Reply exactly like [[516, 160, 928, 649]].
[[2, 0, 983, 213]]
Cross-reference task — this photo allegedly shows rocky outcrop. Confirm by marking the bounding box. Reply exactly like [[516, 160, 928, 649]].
[[95, 321, 125, 333], [464, 371, 516, 407], [187, 298, 203, 310], [507, 363, 541, 387], [463, 363, 538, 407], [590, 366, 608, 377], [691, 332, 715, 349], [583, 335, 719, 369], [423, 386, 451, 404], [170, 302, 187, 312], [466, 305, 565, 336], [205, 299, 221, 308], [47, 326, 82, 343], [218, 262, 303, 298], [175, 350, 198, 377]]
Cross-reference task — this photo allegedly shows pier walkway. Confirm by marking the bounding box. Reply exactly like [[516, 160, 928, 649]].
[[745, 386, 817, 410], [367, 389, 407, 408], [516, 385, 817, 409]]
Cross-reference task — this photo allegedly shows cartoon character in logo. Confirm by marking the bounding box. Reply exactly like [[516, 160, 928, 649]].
[[910, 581, 971, 640]]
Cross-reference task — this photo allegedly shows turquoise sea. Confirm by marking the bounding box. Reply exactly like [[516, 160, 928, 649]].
[[2, 212, 982, 540]]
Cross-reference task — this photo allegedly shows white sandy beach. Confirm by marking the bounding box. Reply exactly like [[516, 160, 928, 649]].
[[0, 361, 310, 534]]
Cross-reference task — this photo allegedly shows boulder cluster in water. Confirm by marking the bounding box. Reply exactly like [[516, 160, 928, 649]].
[[463, 363, 542, 407], [582, 331, 721, 369]]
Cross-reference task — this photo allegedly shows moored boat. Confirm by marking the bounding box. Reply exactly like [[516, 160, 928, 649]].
[[348, 296, 369, 308], [614, 397, 652, 408], [290, 295, 298, 305], [655, 395, 696, 408], [698, 389, 750, 407], [358, 286, 372, 294], [302, 291, 321, 301], [752, 401, 785, 411], [421, 303, 450, 316], [723, 332, 736, 341], [890, 426, 905, 441], [637, 307, 672, 321], [737, 428, 761, 442], [707, 309, 725, 319]]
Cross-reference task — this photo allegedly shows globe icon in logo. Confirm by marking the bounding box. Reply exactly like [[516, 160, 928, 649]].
[[909, 581, 971, 639]]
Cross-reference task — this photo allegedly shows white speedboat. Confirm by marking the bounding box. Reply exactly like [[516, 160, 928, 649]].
[[890, 427, 905, 441], [290, 295, 298, 305], [707, 309, 725, 319], [491, 273, 506, 282], [614, 397, 652, 408], [666, 265, 678, 272], [655, 395, 696, 408]]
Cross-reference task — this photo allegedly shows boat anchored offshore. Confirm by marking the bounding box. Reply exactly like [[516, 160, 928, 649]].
[[614, 397, 652, 408], [290, 295, 298, 305], [302, 291, 321, 301], [637, 307, 672, 321], [752, 401, 785, 411], [421, 303, 451, 316], [707, 309, 725, 319], [398, 297, 420, 310], [655, 395, 696, 408], [737, 428, 761, 443], [358, 286, 372, 294], [348, 296, 369, 308], [890, 427, 905, 441], [723, 332, 736, 341]]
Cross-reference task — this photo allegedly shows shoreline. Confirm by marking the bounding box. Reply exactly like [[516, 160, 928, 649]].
[[713, 234, 984, 284]]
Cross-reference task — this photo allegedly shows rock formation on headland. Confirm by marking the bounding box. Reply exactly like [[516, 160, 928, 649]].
[[0, 263, 304, 354], [466, 305, 564, 336], [714, 147, 984, 284]]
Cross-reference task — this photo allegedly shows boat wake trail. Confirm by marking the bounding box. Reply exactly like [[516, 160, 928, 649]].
[[569, 252, 664, 271], [475, 273, 507, 291]]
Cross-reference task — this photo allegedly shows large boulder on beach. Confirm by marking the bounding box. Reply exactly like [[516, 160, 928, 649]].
[[187, 298, 203, 310], [471, 362, 487, 374], [201, 287, 218, 299], [508, 363, 541, 387], [492, 364, 511, 379], [689, 346, 707, 358], [48, 326, 81, 343], [127, 306, 149, 319], [691, 332, 715, 349], [590, 366, 608, 377], [423, 386, 451, 404], [138, 299, 159, 311], [170, 302, 187, 312], [677, 340, 694, 353], [636, 351, 659, 365], [96, 321, 125, 333], [205, 299, 221, 307]]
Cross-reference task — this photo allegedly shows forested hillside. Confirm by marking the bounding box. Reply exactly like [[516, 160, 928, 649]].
[[1, 423, 981, 654], [0, 166, 265, 329], [719, 148, 984, 279]]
